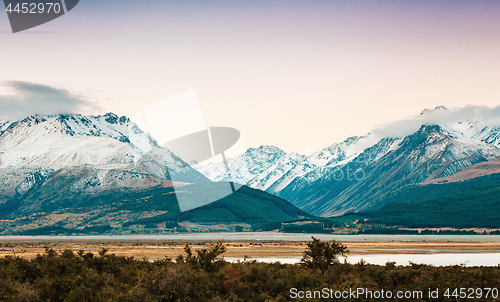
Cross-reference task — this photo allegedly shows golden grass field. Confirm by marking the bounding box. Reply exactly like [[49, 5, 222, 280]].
[[2, 240, 500, 260]]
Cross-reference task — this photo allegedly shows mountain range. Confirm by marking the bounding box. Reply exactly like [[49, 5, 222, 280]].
[[0, 113, 310, 234], [2, 105, 500, 233], [195, 106, 500, 217]]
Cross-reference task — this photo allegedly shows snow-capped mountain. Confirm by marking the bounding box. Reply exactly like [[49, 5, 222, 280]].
[[415, 106, 500, 148], [194, 106, 500, 217], [307, 135, 373, 167], [0, 113, 314, 233], [0, 113, 208, 204], [194, 145, 315, 193], [445, 120, 500, 148], [284, 125, 500, 216], [194, 135, 377, 195]]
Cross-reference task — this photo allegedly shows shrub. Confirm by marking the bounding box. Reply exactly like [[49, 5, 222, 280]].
[[300, 236, 349, 270], [185, 240, 227, 273]]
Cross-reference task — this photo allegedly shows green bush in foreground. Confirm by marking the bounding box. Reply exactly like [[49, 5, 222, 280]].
[[300, 236, 349, 270], [0, 240, 500, 301]]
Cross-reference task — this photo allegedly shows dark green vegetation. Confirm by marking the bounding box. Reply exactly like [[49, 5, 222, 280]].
[[184, 240, 227, 273], [2, 239, 500, 301], [252, 218, 356, 233], [126, 184, 311, 224], [361, 185, 500, 228], [250, 218, 500, 235], [300, 237, 349, 270], [329, 173, 500, 232], [374, 173, 500, 208], [147, 171, 500, 235], [4, 166, 500, 235], [0, 183, 311, 235]]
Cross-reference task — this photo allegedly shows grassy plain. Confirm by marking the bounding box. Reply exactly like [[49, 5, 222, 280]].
[[2, 240, 500, 260]]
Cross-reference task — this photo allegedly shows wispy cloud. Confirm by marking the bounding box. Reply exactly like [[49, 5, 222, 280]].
[[0, 81, 101, 120], [371, 105, 500, 139]]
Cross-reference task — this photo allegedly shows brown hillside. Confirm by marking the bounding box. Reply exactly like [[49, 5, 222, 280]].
[[425, 156, 500, 184]]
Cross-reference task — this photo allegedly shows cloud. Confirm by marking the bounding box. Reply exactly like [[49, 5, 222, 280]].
[[0, 81, 101, 121], [370, 105, 500, 139]]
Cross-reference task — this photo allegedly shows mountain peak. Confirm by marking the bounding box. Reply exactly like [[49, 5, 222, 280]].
[[100, 112, 129, 124], [20, 115, 48, 125], [417, 124, 444, 134], [246, 145, 284, 155], [420, 105, 448, 115]]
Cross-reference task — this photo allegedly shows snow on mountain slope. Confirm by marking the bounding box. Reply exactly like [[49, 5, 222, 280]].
[[447, 121, 500, 148], [194, 135, 376, 192], [0, 114, 149, 168], [193, 145, 314, 192], [194, 135, 394, 195], [0, 113, 208, 199], [275, 136, 404, 214], [473, 127, 500, 147], [307, 135, 373, 167], [265, 161, 317, 193], [418, 106, 500, 148]]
